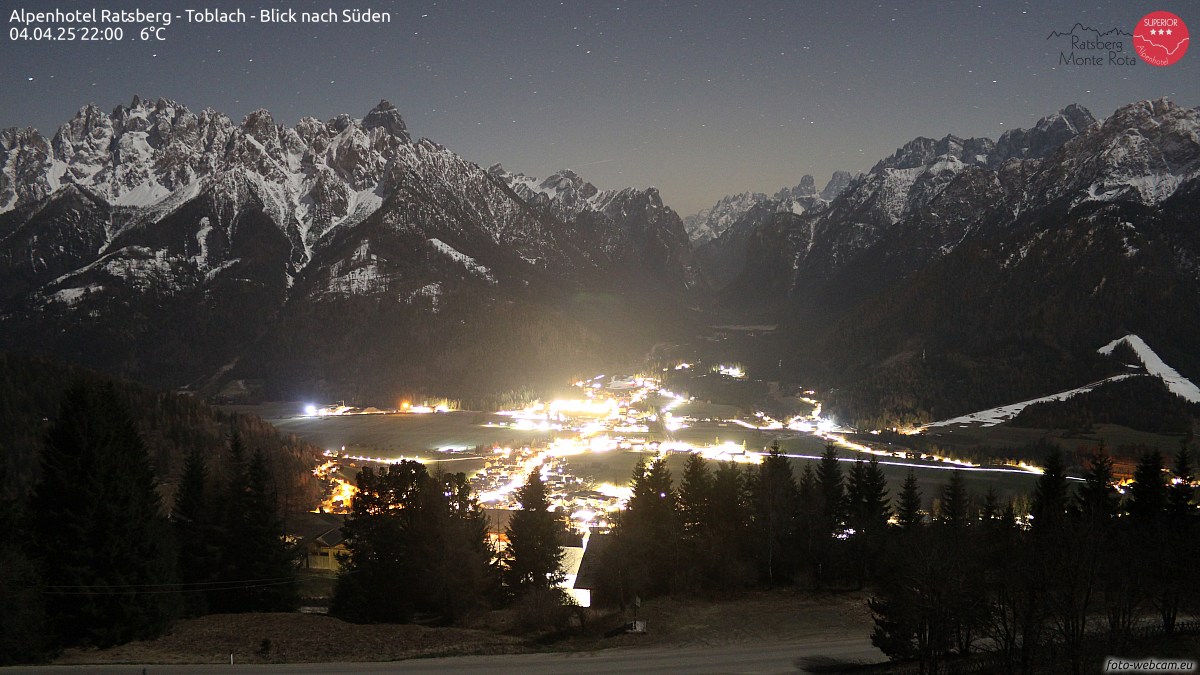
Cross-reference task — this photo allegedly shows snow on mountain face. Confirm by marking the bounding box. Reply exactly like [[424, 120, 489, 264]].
[[489, 164, 703, 290], [991, 103, 1097, 164], [0, 97, 713, 345], [1039, 99, 1200, 208], [0, 97, 711, 397], [684, 173, 854, 246], [747, 102, 1168, 291], [0, 127, 60, 210], [428, 238, 497, 283], [684, 191, 769, 245], [3, 97, 418, 271]]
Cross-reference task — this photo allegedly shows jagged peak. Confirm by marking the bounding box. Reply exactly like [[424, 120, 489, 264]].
[[540, 168, 597, 197], [2, 126, 47, 147], [1108, 97, 1184, 123], [871, 134, 992, 174], [820, 170, 855, 201], [363, 99, 409, 139], [240, 109, 278, 143], [242, 108, 276, 125], [329, 113, 354, 133], [775, 175, 817, 200], [70, 102, 108, 119]]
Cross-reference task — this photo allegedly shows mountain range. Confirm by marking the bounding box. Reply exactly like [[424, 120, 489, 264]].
[[2, 96, 1198, 426], [718, 99, 1200, 426], [0, 97, 701, 403]]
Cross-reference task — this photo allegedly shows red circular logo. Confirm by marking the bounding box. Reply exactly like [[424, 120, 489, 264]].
[[1133, 11, 1190, 66]]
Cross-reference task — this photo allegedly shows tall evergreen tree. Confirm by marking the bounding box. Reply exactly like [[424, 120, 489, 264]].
[[848, 456, 891, 535], [332, 461, 435, 622], [504, 469, 565, 595], [211, 435, 297, 613], [211, 429, 250, 613], [980, 487, 1002, 524], [845, 457, 890, 587], [1127, 450, 1167, 521], [938, 470, 970, 528], [1076, 451, 1119, 524], [1167, 445, 1195, 518], [815, 442, 846, 536], [707, 460, 753, 590], [749, 445, 798, 583], [172, 446, 221, 616], [896, 470, 924, 531], [1031, 447, 1070, 531], [238, 449, 299, 612], [615, 456, 680, 597], [678, 453, 713, 537], [433, 471, 499, 617], [30, 381, 178, 648]]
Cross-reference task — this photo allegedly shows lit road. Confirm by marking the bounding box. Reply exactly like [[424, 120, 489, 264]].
[[8, 636, 883, 674]]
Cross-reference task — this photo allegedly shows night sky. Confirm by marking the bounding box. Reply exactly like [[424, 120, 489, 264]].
[[3, 0, 1198, 214]]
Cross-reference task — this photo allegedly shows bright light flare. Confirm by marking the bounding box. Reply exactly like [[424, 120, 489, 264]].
[[716, 364, 746, 379]]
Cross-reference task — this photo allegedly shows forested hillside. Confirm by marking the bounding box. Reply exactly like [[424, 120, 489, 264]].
[[0, 352, 320, 511]]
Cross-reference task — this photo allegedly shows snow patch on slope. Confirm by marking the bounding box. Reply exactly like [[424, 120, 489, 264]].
[[1098, 334, 1200, 402], [427, 238, 496, 283], [922, 374, 1143, 428], [49, 284, 104, 305], [327, 263, 384, 296]]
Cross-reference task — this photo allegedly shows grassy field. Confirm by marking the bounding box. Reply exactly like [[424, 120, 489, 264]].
[[52, 590, 875, 665], [564, 588, 875, 651], [53, 613, 530, 665]]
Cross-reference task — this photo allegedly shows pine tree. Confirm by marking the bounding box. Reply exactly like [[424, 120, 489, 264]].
[[1031, 447, 1070, 531], [212, 434, 297, 613], [980, 487, 1001, 524], [1076, 451, 1119, 524], [173, 446, 221, 616], [938, 471, 969, 528], [238, 449, 299, 612], [750, 445, 798, 583], [1127, 450, 1166, 521], [504, 469, 565, 594], [851, 456, 891, 535], [794, 463, 822, 585], [433, 471, 499, 618], [678, 453, 712, 537], [616, 456, 680, 597], [332, 461, 433, 623], [707, 460, 753, 590], [1167, 445, 1195, 518], [30, 381, 178, 648], [846, 456, 890, 587], [815, 442, 846, 536], [896, 470, 924, 531]]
